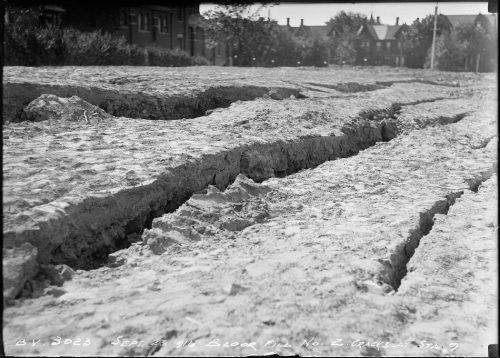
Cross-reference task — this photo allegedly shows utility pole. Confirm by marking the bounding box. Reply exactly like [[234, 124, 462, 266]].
[[430, 4, 438, 70]]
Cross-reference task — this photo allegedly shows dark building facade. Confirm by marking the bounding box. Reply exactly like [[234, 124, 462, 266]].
[[354, 16, 408, 67], [61, 5, 206, 57], [5, 4, 229, 64]]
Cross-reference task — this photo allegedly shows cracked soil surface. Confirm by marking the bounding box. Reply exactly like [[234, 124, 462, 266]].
[[2, 65, 498, 357]]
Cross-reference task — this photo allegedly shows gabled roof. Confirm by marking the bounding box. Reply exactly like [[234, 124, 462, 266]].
[[360, 24, 402, 40], [476, 13, 497, 28], [298, 25, 330, 38], [444, 14, 476, 28], [281, 24, 332, 38], [279, 24, 297, 33]]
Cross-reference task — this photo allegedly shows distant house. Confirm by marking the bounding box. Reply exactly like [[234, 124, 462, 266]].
[[443, 13, 497, 32], [281, 18, 331, 39], [292, 18, 331, 39], [354, 15, 409, 67], [443, 14, 477, 28], [442, 13, 497, 72]]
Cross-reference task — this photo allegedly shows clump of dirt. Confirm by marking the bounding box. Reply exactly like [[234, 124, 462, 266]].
[[143, 174, 272, 254], [3, 243, 39, 303], [21, 94, 113, 123]]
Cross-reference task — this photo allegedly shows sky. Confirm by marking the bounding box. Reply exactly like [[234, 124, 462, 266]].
[[200, 2, 491, 26]]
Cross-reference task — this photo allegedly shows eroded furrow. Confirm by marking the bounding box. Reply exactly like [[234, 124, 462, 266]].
[[3, 83, 304, 123], [376, 78, 460, 88], [305, 81, 388, 93]]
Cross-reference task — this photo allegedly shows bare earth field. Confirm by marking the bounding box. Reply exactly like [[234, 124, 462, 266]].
[[2, 65, 498, 357]]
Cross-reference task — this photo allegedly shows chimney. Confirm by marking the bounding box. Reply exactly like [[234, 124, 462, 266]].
[[376, 16, 380, 24], [301, 19, 304, 26], [396, 17, 399, 25], [287, 17, 290, 26]]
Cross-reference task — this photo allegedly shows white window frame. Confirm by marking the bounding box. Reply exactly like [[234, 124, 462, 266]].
[[159, 15, 169, 34], [138, 12, 150, 32]]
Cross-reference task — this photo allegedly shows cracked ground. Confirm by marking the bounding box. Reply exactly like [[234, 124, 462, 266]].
[[2, 65, 498, 357]]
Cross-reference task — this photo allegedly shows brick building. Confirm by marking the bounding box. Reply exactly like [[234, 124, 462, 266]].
[[5, 4, 230, 64], [61, 5, 207, 57]]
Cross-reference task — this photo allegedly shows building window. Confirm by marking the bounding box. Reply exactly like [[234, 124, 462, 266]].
[[177, 34, 183, 50], [42, 12, 61, 26], [201, 29, 205, 56], [386, 42, 391, 50], [138, 13, 143, 30], [119, 9, 128, 27], [397, 41, 402, 49], [160, 15, 169, 33], [129, 13, 136, 25], [177, 8, 184, 21], [376, 41, 382, 50], [139, 12, 150, 31]]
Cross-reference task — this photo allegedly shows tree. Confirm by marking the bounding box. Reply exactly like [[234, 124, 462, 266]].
[[404, 14, 452, 68], [298, 35, 329, 67], [424, 31, 466, 71], [202, 3, 330, 67], [325, 11, 367, 64], [267, 26, 301, 66], [456, 22, 497, 72], [201, 4, 280, 66]]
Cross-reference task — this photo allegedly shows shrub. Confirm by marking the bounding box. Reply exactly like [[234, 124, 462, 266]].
[[192, 55, 211, 66], [4, 10, 210, 67], [4, 15, 66, 65]]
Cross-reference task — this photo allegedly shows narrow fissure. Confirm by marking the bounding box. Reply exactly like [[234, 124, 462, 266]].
[[380, 169, 495, 292], [376, 79, 460, 88], [305, 82, 388, 93]]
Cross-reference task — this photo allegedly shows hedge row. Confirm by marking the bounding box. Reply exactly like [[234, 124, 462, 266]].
[[4, 22, 210, 66]]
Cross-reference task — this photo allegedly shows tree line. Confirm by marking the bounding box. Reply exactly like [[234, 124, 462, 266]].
[[3, 4, 496, 71], [202, 5, 497, 71]]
